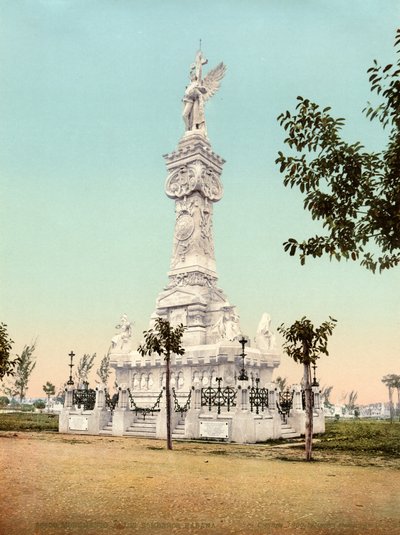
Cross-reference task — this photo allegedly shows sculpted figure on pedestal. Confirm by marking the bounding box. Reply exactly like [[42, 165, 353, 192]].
[[182, 50, 226, 136], [255, 313, 277, 352], [111, 314, 133, 352], [211, 306, 241, 342]]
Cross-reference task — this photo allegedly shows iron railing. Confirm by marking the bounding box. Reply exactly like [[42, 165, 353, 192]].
[[73, 387, 96, 411], [105, 390, 119, 412], [249, 379, 269, 414], [201, 378, 237, 415], [276, 389, 294, 423]]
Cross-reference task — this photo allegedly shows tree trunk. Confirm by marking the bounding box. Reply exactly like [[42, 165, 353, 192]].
[[165, 352, 173, 450], [388, 386, 394, 423], [397, 387, 400, 422], [304, 362, 313, 461]]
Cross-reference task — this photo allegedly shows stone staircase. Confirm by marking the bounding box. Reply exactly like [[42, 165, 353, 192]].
[[124, 414, 157, 438], [99, 421, 113, 436], [281, 423, 300, 439], [172, 419, 186, 440]]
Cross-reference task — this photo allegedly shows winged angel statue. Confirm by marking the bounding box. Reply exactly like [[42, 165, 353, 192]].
[[182, 50, 226, 136]]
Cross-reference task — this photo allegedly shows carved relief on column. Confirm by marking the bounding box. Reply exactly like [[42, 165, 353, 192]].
[[170, 193, 216, 268], [200, 199, 215, 258], [165, 160, 223, 202], [167, 271, 217, 289]]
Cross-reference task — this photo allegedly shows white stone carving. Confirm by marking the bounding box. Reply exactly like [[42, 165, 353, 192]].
[[211, 306, 241, 341], [175, 212, 195, 241], [255, 313, 277, 352], [200, 203, 214, 257], [171, 195, 217, 269], [182, 50, 226, 136], [165, 161, 223, 201], [168, 271, 216, 288], [111, 314, 133, 353]]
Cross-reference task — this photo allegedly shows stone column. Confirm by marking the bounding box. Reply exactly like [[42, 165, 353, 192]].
[[268, 386, 277, 411], [64, 385, 74, 409], [312, 386, 321, 410], [292, 384, 303, 411], [95, 387, 105, 409]]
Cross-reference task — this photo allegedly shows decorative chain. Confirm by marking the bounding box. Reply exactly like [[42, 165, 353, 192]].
[[127, 388, 164, 420], [172, 388, 192, 415]]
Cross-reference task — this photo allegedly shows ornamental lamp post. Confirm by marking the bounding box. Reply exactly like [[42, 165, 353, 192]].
[[312, 363, 319, 387], [237, 336, 249, 381], [67, 350, 75, 386]]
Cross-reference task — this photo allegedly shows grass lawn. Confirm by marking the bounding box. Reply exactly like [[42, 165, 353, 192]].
[[315, 418, 400, 457], [0, 411, 59, 432], [0, 412, 399, 462]]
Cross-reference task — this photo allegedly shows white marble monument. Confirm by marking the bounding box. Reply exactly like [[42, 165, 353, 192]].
[[109, 50, 280, 394], [59, 51, 325, 442]]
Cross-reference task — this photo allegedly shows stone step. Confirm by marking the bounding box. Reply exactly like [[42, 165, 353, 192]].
[[171, 421, 186, 439], [281, 432, 299, 439], [99, 421, 113, 435], [281, 425, 300, 439], [281, 422, 299, 437], [127, 424, 156, 432], [124, 416, 157, 437], [124, 430, 156, 437]]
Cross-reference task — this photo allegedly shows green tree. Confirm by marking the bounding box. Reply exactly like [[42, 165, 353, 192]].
[[276, 30, 400, 273], [382, 373, 399, 422], [275, 376, 288, 392], [33, 400, 46, 410], [0, 395, 10, 408], [320, 385, 334, 409], [55, 383, 66, 405], [344, 390, 359, 414], [4, 343, 37, 403], [393, 375, 400, 418], [74, 353, 96, 387], [43, 381, 56, 410], [96, 353, 111, 386], [138, 317, 185, 450], [0, 323, 18, 380], [278, 316, 337, 461]]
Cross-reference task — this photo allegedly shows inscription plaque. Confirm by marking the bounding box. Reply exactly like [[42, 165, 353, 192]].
[[68, 416, 88, 431], [200, 421, 229, 439]]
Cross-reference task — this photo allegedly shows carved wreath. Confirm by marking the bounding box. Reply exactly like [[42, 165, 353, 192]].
[[165, 161, 223, 201]]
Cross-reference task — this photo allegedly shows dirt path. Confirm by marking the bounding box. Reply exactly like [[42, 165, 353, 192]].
[[1, 432, 399, 535]]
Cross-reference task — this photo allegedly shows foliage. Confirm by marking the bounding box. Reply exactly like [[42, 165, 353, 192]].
[[43, 381, 55, 398], [96, 353, 111, 385], [33, 400, 46, 410], [55, 383, 66, 404], [344, 390, 359, 413], [138, 317, 185, 450], [138, 318, 185, 361], [276, 29, 400, 273], [315, 419, 400, 457], [0, 323, 18, 380], [11, 403, 35, 412], [0, 412, 58, 432], [382, 373, 400, 422], [278, 316, 337, 461], [277, 316, 337, 366], [0, 395, 10, 408], [320, 385, 334, 408], [3, 343, 36, 403], [74, 353, 96, 386], [275, 376, 288, 392]]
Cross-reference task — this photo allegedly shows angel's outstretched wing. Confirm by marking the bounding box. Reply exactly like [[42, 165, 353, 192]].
[[202, 62, 227, 101]]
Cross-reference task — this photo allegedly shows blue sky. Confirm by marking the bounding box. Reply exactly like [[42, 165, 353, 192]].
[[1, 0, 399, 403]]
